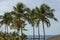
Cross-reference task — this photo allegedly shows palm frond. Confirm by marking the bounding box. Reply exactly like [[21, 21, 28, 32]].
[[54, 18, 58, 22]]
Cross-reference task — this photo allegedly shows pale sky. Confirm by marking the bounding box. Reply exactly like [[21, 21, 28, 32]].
[[0, 0, 60, 35]]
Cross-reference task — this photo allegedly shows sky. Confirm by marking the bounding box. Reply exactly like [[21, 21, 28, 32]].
[[0, 0, 60, 35]]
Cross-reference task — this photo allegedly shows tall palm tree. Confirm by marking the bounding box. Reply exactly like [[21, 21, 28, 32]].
[[40, 4, 58, 40], [12, 2, 38, 40], [26, 7, 42, 40], [32, 4, 58, 40], [34, 7, 50, 40], [10, 12, 25, 40], [10, 3, 27, 40], [32, 7, 41, 40], [25, 8, 36, 40]]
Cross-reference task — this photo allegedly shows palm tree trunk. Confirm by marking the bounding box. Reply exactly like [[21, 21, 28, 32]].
[[5, 25, 7, 40], [6, 25, 8, 40], [38, 26, 40, 40], [17, 29, 19, 35], [5, 25, 6, 35], [42, 21, 45, 40], [17, 30, 18, 40], [33, 27, 35, 40], [21, 28, 23, 40], [17, 29, 20, 40], [7, 26, 8, 34]]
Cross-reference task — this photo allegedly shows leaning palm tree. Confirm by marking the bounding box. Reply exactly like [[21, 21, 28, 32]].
[[39, 4, 58, 40]]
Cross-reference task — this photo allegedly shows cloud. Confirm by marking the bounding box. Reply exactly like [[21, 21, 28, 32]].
[[0, 0, 20, 15]]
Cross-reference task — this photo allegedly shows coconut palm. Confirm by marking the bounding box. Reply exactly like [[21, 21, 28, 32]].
[[18, 7, 36, 40], [0, 12, 13, 40], [34, 7, 50, 40], [32, 4, 58, 40], [26, 7, 42, 40], [10, 3, 27, 40], [39, 4, 58, 40], [10, 12, 25, 40], [25, 8, 37, 40], [32, 7, 41, 40], [0, 12, 13, 35]]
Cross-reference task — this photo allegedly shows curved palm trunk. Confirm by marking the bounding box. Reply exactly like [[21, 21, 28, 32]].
[[33, 27, 35, 40], [42, 21, 45, 40], [38, 26, 40, 40]]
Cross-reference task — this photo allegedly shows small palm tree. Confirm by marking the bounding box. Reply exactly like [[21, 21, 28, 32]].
[[0, 12, 13, 40], [0, 12, 13, 35]]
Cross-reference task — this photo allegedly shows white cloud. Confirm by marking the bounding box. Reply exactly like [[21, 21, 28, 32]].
[[0, 0, 20, 15]]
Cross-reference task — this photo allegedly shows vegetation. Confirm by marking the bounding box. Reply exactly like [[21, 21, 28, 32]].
[[0, 2, 58, 40]]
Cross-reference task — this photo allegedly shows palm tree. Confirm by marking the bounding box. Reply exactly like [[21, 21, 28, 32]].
[[0, 12, 13, 34], [10, 13, 25, 40], [32, 4, 58, 40], [25, 8, 37, 40], [33, 7, 41, 40], [0, 12, 13, 40], [10, 3, 27, 40], [12, 2, 38, 40], [26, 7, 41, 40], [34, 7, 50, 40], [39, 4, 58, 40]]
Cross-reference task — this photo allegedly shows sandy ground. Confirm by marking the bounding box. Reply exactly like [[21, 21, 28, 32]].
[[47, 35, 60, 40]]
